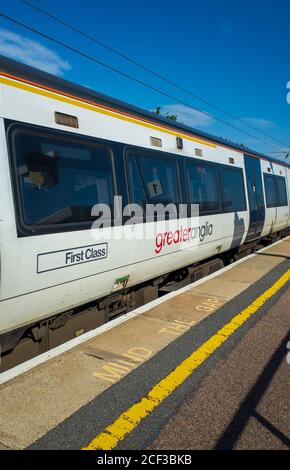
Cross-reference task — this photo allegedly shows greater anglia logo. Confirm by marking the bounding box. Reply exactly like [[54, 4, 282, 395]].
[[155, 222, 213, 254]]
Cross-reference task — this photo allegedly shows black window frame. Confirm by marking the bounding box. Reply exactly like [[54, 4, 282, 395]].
[[7, 121, 118, 236], [275, 175, 288, 207], [220, 166, 247, 213], [263, 173, 288, 208], [125, 146, 182, 220], [263, 173, 277, 208], [185, 159, 222, 215]]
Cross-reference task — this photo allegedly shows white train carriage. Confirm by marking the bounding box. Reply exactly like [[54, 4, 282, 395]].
[[0, 56, 289, 370]]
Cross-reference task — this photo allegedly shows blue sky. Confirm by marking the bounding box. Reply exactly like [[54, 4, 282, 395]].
[[0, 0, 289, 157]]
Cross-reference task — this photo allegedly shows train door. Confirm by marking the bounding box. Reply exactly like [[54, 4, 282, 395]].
[[244, 155, 265, 242]]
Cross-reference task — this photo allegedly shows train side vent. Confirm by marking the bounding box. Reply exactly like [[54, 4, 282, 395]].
[[229, 157, 235, 164], [55, 112, 79, 128], [195, 148, 203, 157], [150, 136, 162, 147], [176, 137, 183, 149]]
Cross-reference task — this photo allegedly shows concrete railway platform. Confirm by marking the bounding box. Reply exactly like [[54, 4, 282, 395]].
[[0, 237, 289, 450]]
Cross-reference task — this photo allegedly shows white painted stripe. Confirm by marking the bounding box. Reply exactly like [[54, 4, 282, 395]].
[[0, 237, 287, 385]]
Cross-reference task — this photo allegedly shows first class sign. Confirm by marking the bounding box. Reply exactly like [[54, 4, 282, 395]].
[[37, 243, 108, 273]]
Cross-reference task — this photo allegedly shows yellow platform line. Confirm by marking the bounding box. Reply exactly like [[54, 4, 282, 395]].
[[83, 268, 290, 450]]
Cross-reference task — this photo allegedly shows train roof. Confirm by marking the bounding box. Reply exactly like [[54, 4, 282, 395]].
[[0, 54, 288, 169]]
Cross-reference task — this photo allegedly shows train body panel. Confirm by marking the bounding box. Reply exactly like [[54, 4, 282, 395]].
[[0, 208, 247, 334]]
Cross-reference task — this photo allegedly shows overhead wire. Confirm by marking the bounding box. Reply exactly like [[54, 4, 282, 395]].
[[20, 0, 290, 151], [0, 10, 285, 153]]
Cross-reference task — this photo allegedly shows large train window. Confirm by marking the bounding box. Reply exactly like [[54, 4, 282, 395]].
[[187, 161, 220, 213], [276, 176, 288, 206], [221, 167, 246, 212], [263, 174, 277, 207], [11, 127, 115, 227], [127, 150, 180, 208]]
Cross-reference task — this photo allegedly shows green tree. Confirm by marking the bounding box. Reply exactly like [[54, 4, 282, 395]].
[[154, 106, 177, 121]]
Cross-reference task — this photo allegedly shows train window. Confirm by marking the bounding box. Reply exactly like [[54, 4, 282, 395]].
[[263, 174, 277, 207], [12, 128, 115, 226], [127, 151, 180, 207], [187, 162, 220, 213], [221, 167, 246, 212], [276, 176, 288, 206]]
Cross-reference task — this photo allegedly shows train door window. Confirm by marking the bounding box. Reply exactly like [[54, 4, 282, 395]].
[[127, 150, 180, 208], [263, 174, 277, 208], [187, 161, 220, 213], [11, 127, 115, 228], [276, 176, 288, 206], [221, 167, 246, 212]]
